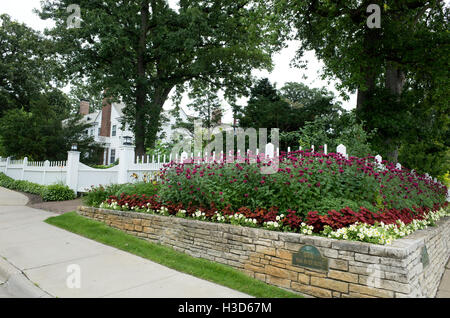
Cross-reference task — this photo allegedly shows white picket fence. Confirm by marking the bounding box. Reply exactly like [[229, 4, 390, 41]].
[[0, 143, 448, 201]]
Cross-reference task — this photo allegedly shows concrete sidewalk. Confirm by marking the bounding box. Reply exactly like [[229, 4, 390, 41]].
[[0, 187, 250, 298], [436, 258, 450, 298]]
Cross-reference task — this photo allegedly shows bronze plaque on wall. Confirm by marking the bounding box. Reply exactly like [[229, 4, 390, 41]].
[[292, 245, 328, 271], [421, 245, 429, 268]]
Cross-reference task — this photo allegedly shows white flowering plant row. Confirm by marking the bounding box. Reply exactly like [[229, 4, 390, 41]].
[[321, 207, 450, 245], [98, 199, 450, 245]]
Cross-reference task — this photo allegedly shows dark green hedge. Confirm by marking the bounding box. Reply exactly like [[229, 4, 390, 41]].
[[0, 172, 75, 202]]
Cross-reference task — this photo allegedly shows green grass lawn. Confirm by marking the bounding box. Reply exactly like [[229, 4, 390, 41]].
[[45, 212, 302, 298]]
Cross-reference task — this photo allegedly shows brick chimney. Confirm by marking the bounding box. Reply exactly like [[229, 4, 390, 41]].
[[79, 100, 90, 115], [100, 96, 112, 137]]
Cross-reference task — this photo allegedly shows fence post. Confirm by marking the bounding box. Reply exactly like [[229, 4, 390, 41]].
[[265, 143, 274, 159], [337, 144, 347, 158], [21, 157, 28, 180], [42, 160, 50, 185], [118, 145, 135, 184], [66, 150, 80, 192], [4, 157, 10, 176]]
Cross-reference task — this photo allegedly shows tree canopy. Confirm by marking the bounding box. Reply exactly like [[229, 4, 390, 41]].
[[286, 0, 449, 176], [0, 93, 98, 161], [39, 0, 288, 156], [237, 79, 343, 148], [0, 14, 62, 116]]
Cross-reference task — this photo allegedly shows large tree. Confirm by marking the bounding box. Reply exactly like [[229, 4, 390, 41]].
[[238, 78, 294, 132], [0, 92, 98, 161], [287, 0, 449, 163], [0, 14, 62, 116], [39, 0, 286, 156], [238, 79, 342, 133]]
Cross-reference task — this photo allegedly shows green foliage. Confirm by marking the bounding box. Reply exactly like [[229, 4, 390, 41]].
[[0, 173, 46, 196], [311, 197, 364, 215], [0, 173, 73, 201], [82, 181, 159, 208], [238, 78, 293, 131], [0, 14, 62, 116], [281, 111, 376, 158], [88, 162, 118, 170], [0, 173, 77, 202], [238, 79, 343, 149], [158, 151, 447, 218], [82, 184, 122, 207], [287, 0, 449, 170], [41, 184, 76, 202], [187, 91, 223, 129], [114, 182, 159, 198], [39, 0, 287, 154], [440, 172, 450, 188], [0, 94, 101, 161]]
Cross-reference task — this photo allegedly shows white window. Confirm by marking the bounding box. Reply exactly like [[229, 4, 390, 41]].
[[110, 149, 116, 163], [112, 125, 117, 137]]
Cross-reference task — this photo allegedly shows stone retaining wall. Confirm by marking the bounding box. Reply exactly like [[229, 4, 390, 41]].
[[77, 206, 450, 298]]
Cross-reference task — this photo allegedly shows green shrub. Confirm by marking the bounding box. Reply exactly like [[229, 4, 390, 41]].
[[82, 182, 159, 207], [41, 184, 76, 202], [0, 172, 46, 196], [115, 182, 159, 197], [0, 173, 77, 201], [82, 184, 122, 207]]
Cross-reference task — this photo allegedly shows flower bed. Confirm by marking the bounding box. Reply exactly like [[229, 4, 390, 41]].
[[158, 150, 447, 215], [99, 193, 449, 245], [95, 150, 449, 245]]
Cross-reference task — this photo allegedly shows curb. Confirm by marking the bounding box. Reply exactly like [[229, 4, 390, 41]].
[[0, 257, 53, 298]]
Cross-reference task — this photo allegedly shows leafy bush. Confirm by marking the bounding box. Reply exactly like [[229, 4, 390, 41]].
[[280, 112, 376, 158], [41, 184, 76, 202], [88, 161, 118, 169], [0, 172, 75, 201], [158, 150, 448, 219], [82, 181, 159, 207], [0, 172, 46, 195], [115, 182, 159, 197], [82, 184, 123, 207]]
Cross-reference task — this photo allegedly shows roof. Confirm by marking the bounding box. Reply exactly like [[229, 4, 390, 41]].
[[112, 102, 191, 120], [80, 110, 101, 125]]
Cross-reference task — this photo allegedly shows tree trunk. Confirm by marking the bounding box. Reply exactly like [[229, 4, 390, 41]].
[[384, 61, 406, 163], [145, 85, 173, 149], [356, 27, 380, 112], [134, 0, 150, 158], [356, 72, 377, 111]]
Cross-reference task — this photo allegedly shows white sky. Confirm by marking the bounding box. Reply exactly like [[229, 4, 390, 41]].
[[1, 0, 356, 123]]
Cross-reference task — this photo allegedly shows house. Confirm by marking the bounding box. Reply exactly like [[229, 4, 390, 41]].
[[78, 98, 190, 165]]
